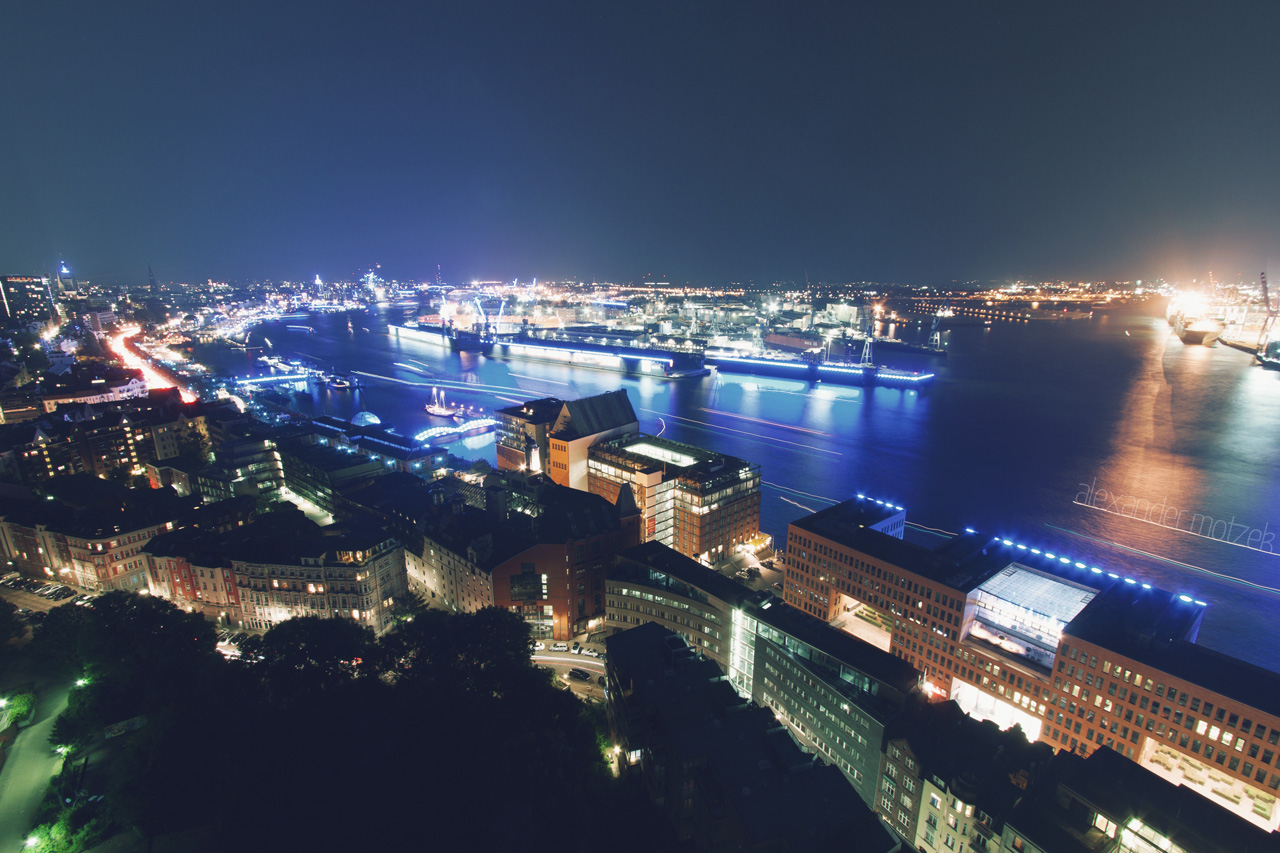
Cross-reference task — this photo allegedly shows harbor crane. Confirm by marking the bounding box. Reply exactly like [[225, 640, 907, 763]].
[[1258, 272, 1276, 351]]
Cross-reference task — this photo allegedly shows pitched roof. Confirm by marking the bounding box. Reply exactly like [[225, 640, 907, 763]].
[[553, 389, 637, 439]]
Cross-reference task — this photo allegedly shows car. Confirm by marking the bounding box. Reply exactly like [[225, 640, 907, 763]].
[[529, 641, 545, 652], [597, 676, 607, 688], [53, 588, 76, 600], [551, 642, 569, 652], [35, 585, 58, 597], [582, 648, 600, 658], [571, 642, 582, 654], [232, 633, 249, 645], [568, 668, 592, 681]]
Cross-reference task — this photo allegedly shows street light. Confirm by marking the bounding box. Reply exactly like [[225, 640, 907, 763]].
[[75, 678, 88, 687]]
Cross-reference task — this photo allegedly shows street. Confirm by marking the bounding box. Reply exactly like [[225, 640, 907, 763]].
[[531, 649, 608, 701], [0, 683, 70, 852]]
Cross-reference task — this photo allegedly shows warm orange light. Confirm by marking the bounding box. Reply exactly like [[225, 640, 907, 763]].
[[108, 327, 197, 402]]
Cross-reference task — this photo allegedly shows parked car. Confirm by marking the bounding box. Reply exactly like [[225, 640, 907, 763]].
[[571, 642, 582, 654], [529, 641, 545, 652], [551, 642, 569, 652], [582, 648, 600, 658], [597, 676, 607, 688], [568, 668, 592, 681]]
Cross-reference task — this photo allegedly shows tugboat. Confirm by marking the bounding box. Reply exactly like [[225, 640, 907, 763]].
[[1258, 339, 1280, 371], [425, 387, 459, 417]]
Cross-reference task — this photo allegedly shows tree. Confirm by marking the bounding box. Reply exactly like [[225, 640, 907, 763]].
[[387, 589, 429, 624], [252, 616, 381, 704], [28, 601, 95, 675], [0, 597, 23, 643]]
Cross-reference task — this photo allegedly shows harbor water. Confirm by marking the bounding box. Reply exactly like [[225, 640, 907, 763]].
[[196, 308, 1280, 671]]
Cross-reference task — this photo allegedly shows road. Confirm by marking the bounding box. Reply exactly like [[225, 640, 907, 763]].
[[0, 683, 70, 851], [532, 649, 608, 701]]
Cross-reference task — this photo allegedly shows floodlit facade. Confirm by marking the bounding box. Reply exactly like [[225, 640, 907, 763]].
[[588, 433, 761, 564]]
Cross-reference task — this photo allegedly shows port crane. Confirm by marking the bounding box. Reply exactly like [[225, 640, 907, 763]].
[[1258, 272, 1276, 351]]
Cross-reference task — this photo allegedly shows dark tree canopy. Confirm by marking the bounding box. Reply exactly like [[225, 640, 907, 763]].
[[31, 602, 667, 852]]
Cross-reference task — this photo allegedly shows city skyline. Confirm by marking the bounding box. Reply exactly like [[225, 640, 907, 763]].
[[4, 3, 1280, 286]]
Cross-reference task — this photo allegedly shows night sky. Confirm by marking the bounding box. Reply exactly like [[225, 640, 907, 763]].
[[3, 2, 1278, 286]]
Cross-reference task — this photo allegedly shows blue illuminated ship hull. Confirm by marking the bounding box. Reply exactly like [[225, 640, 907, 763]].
[[705, 355, 935, 387]]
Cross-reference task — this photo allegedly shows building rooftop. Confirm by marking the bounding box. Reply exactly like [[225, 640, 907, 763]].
[[494, 396, 564, 425], [749, 594, 923, 706], [1009, 747, 1277, 853], [886, 699, 1054, 828], [592, 433, 757, 492], [552, 388, 637, 439], [1064, 584, 1280, 717], [611, 540, 756, 608]]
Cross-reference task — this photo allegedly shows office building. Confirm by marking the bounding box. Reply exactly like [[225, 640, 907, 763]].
[[1003, 746, 1275, 853], [0, 275, 58, 327], [589, 433, 762, 564], [495, 389, 638, 486], [784, 495, 1280, 831], [605, 540, 921, 807]]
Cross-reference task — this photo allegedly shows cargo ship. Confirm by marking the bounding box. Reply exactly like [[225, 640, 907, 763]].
[[704, 351, 934, 387], [1173, 313, 1225, 346]]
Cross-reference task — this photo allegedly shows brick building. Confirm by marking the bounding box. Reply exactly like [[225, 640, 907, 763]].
[[783, 495, 1280, 832]]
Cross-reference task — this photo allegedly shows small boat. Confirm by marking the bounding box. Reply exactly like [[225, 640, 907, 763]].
[[425, 387, 459, 416], [1258, 339, 1280, 370], [328, 374, 353, 390]]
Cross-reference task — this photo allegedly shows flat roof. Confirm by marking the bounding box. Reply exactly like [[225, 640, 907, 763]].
[[611, 541, 755, 609], [1066, 585, 1280, 718], [975, 564, 1097, 627], [750, 595, 922, 702]]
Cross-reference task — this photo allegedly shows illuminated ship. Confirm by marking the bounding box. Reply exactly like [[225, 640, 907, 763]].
[[1173, 313, 1225, 346], [425, 387, 460, 417], [1258, 339, 1280, 370]]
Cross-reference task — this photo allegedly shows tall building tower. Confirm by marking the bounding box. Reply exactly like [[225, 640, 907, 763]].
[[0, 275, 58, 327]]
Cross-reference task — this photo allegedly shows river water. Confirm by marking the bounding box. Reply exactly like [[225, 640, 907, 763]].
[[196, 307, 1280, 670]]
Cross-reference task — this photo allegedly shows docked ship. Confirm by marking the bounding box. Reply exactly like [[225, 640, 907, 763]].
[[1173, 313, 1225, 346]]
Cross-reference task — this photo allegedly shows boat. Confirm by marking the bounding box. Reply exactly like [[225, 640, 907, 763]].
[[328, 373, 356, 390], [425, 387, 459, 417], [1258, 339, 1280, 370], [287, 325, 315, 334], [1174, 314, 1224, 346]]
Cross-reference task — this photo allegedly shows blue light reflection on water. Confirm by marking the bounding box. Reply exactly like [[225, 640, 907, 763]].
[[200, 308, 1280, 670]]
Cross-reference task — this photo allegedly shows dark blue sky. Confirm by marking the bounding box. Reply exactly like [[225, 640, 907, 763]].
[[3, 2, 1278, 286]]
